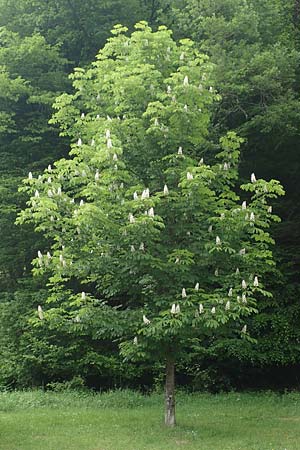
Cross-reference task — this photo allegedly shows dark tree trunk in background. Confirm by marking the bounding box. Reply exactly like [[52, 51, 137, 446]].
[[165, 356, 175, 426], [294, 0, 300, 26]]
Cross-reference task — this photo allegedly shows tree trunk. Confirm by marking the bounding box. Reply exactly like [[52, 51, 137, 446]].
[[294, 0, 300, 26], [165, 356, 175, 426]]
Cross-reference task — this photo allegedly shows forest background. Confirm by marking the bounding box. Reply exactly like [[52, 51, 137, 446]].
[[0, 0, 299, 392]]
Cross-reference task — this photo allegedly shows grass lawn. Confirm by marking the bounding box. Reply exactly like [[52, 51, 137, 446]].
[[0, 390, 299, 449]]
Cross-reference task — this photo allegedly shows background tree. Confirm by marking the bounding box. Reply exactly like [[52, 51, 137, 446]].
[[0, 0, 167, 64], [18, 23, 284, 425], [0, 28, 71, 387], [0, 27, 69, 289]]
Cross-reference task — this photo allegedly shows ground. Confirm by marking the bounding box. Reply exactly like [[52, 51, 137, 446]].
[[0, 390, 299, 449]]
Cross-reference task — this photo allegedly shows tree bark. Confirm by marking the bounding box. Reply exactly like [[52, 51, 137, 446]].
[[294, 0, 300, 27], [165, 355, 175, 426]]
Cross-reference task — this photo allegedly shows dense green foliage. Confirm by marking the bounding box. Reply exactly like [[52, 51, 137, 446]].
[[0, 0, 299, 390], [160, 0, 300, 374], [0, 0, 168, 63], [17, 23, 283, 410], [0, 28, 68, 289]]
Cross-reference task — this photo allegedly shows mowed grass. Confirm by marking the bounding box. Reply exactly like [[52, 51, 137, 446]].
[[0, 390, 299, 450]]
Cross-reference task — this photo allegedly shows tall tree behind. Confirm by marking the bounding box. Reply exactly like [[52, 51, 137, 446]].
[[0, 28, 69, 291], [0, 0, 166, 64]]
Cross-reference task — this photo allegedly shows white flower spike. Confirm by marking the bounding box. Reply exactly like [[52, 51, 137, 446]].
[[141, 188, 149, 199], [195, 282, 199, 291], [143, 315, 150, 325], [242, 201, 247, 210], [187, 172, 193, 180], [175, 304, 180, 314], [171, 304, 176, 314], [163, 184, 169, 195], [28, 172, 33, 179], [242, 279, 247, 289], [228, 288, 233, 297], [225, 301, 230, 311], [211, 307, 216, 314], [182, 288, 187, 298], [199, 304, 204, 314], [254, 276, 259, 287], [251, 173, 257, 183], [81, 292, 86, 300], [133, 192, 138, 200], [77, 138, 82, 146], [178, 146, 183, 155], [107, 138, 112, 149], [148, 207, 154, 217], [37, 305, 44, 320], [216, 236, 221, 245], [183, 75, 189, 86], [241, 325, 247, 334]]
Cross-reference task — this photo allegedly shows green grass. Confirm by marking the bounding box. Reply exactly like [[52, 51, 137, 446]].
[[0, 390, 299, 449]]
